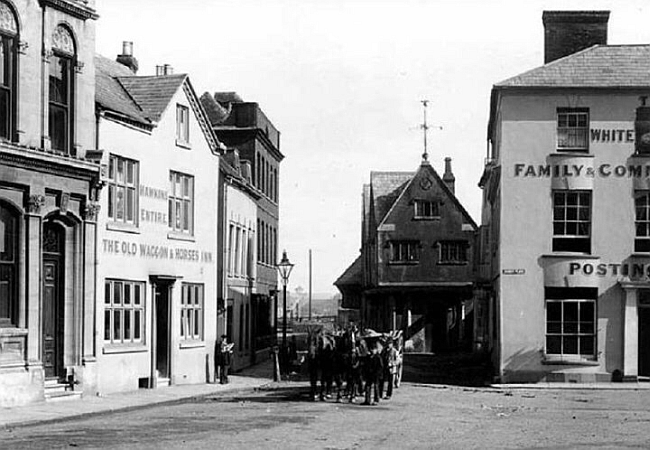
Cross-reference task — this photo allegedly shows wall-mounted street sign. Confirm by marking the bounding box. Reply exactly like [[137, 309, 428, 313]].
[[502, 269, 525, 275]]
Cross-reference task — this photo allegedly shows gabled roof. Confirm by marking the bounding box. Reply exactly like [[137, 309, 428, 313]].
[[496, 45, 650, 89], [119, 74, 187, 122], [376, 162, 478, 230], [95, 55, 222, 153], [334, 255, 363, 287], [370, 171, 413, 225]]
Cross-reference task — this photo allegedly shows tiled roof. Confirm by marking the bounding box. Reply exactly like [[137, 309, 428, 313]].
[[119, 74, 187, 122], [94, 55, 150, 125], [496, 45, 650, 88], [334, 255, 363, 287], [370, 172, 413, 224]]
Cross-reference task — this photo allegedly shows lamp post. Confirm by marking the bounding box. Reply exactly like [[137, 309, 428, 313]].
[[276, 250, 294, 372]]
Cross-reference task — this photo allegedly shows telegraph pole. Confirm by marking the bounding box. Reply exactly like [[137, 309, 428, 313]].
[[420, 99, 442, 162]]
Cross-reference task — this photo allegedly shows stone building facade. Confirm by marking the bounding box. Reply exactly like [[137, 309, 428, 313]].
[[0, 0, 101, 406]]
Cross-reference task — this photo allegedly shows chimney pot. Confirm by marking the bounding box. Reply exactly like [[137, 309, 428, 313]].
[[116, 41, 138, 73], [443, 156, 455, 194]]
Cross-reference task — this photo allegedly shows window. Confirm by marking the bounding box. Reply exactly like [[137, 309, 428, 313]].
[[176, 104, 189, 145], [107, 155, 138, 225], [49, 26, 75, 154], [546, 288, 596, 359], [439, 241, 468, 264], [0, 203, 17, 326], [389, 241, 419, 263], [228, 224, 234, 275], [636, 191, 650, 252], [557, 108, 588, 152], [104, 280, 145, 345], [552, 191, 591, 253], [414, 200, 439, 219], [0, 2, 17, 142], [181, 283, 203, 340], [168, 171, 194, 235]]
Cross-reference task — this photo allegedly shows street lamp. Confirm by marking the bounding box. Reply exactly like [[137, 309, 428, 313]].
[[276, 250, 294, 370]]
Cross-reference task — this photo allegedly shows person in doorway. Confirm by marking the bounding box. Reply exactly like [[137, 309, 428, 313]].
[[216, 334, 233, 384]]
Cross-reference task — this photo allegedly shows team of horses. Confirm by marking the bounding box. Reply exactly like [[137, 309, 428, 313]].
[[305, 327, 403, 402]]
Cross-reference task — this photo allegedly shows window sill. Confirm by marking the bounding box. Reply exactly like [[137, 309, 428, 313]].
[[437, 261, 469, 266], [167, 232, 195, 242], [175, 139, 191, 150], [180, 340, 205, 349], [388, 261, 419, 266], [103, 344, 147, 354], [631, 253, 650, 258], [541, 253, 599, 259], [542, 357, 599, 366], [106, 222, 140, 234], [413, 217, 441, 221], [552, 150, 592, 157], [630, 153, 650, 158]]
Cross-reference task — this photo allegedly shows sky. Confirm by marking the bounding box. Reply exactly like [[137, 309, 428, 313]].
[[95, 0, 650, 295]]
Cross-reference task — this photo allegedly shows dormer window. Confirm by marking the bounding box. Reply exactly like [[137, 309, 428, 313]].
[[49, 25, 75, 155], [414, 200, 439, 219]]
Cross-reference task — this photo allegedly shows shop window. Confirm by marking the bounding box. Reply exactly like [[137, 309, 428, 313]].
[[635, 191, 650, 252], [545, 287, 597, 359], [0, 203, 17, 326], [107, 155, 138, 225], [389, 240, 420, 263], [181, 283, 203, 340], [414, 200, 439, 219], [438, 241, 468, 264], [0, 2, 17, 142], [49, 26, 75, 155], [552, 190, 591, 253], [176, 104, 189, 146], [557, 108, 589, 152], [104, 279, 145, 344], [168, 171, 194, 235]]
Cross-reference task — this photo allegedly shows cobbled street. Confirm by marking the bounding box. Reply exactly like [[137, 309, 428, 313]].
[[3, 383, 650, 449]]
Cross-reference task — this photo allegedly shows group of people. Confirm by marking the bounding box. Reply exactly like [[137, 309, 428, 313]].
[[307, 326, 403, 405]]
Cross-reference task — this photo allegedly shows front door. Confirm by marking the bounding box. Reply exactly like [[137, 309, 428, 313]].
[[42, 223, 64, 380], [154, 284, 170, 378]]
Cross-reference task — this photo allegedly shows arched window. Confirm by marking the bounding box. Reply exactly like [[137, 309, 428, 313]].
[[0, 2, 17, 141], [0, 203, 18, 326], [49, 25, 75, 154]]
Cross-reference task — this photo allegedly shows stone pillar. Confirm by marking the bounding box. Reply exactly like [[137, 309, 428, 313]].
[[25, 195, 44, 368], [622, 286, 639, 380], [80, 202, 99, 395]]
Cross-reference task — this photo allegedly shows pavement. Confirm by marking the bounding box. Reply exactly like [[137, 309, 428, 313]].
[[0, 359, 282, 430]]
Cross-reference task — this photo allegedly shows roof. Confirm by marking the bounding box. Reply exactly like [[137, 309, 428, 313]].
[[119, 74, 187, 122], [94, 55, 150, 125], [370, 172, 413, 225], [496, 45, 650, 89], [334, 255, 363, 287]]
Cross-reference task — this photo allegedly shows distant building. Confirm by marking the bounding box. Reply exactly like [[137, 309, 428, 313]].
[[0, 0, 101, 407], [480, 11, 650, 382], [337, 155, 481, 353], [201, 92, 282, 366]]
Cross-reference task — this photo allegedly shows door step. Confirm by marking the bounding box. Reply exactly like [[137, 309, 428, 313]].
[[44, 379, 81, 402], [156, 377, 170, 388]]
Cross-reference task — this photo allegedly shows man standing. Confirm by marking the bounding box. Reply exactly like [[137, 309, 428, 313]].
[[216, 334, 233, 384]]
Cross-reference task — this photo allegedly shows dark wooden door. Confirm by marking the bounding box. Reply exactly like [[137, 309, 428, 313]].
[[43, 224, 63, 380], [639, 307, 650, 376], [155, 285, 169, 377]]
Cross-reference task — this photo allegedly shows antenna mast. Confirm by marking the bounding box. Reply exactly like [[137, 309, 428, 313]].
[[421, 99, 429, 162]]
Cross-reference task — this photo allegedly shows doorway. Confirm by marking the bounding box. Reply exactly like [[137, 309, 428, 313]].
[[638, 306, 650, 377], [154, 283, 170, 379], [42, 222, 64, 380]]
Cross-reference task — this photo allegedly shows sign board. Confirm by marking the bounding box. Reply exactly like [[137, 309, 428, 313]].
[[502, 269, 525, 275]]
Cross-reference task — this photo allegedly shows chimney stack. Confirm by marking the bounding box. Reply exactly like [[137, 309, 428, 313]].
[[155, 64, 174, 76], [116, 41, 139, 74], [543, 11, 609, 64], [443, 157, 455, 194]]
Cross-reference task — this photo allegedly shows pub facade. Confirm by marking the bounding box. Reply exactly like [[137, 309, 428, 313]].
[[480, 11, 650, 382]]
